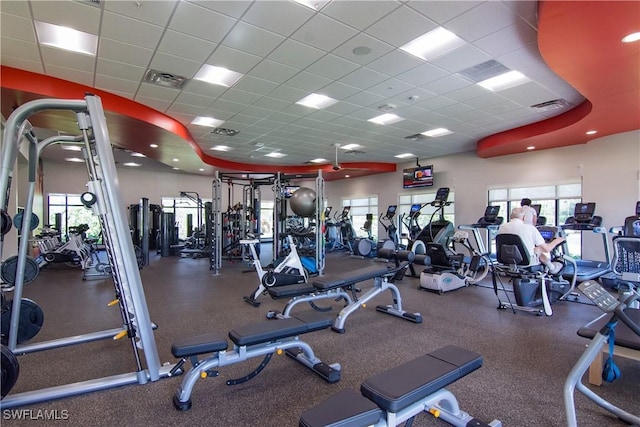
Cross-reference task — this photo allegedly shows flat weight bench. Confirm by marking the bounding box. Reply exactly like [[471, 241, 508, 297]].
[[300, 345, 501, 427], [170, 311, 341, 411], [267, 251, 422, 333]]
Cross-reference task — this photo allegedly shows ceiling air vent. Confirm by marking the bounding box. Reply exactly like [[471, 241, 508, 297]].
[[530, 99, 572, 112], [345, 150, 365, 155], [143, 69, 188, 90], [378, 103, 397, 112], [210, 128, 239, 136], [457, 60, 511, 83], [405, 134, 427, 142]]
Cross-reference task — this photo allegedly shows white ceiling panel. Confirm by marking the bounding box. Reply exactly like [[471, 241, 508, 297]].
[[95, 58, 145, 82], [149, 52, 201, 79], [233, 75, 279, 96], [243, 1, 313, 36], [474, 21, 538, 57], [406, 1, 481, 25], [247, 60, 300, 84], [30, 1, 100, 34], [0, 38, 40, 62], [188, 1, 252, 19], [446, 1, 516, 42], [318, 82, 361, 101], [430, 45, 492, 73], [1, 12, 37, 41], [322, 0, 401, 30], [104, 0, 177, 27], [137, 83, 181, 102], [365, 50, 423, 77], [101, 11, 164, 49], [222, 21, 286, 57], [45, 65, 93, 87], [98, 38, 154, 69], [206, 46, 262, 74], [365, 6, 437, 48], [267, 39, 326, 69], [168, 1, 236, 43], [306, 54, 360, 81], [290, 13, 359, 52], [157, 30, 217, 63], [339, 67, 389, 90], [330, 33, 395, 66], [40, 46, 95, 73]]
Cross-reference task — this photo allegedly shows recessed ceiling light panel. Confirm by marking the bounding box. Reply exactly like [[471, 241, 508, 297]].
[[192, 116, 225, 128], [194, 64, 243, 87], [34, 21, 97, 56], [296, 93, 339, 109], [368, 113, 404, 125], [400, 27, 466, 61], [478, 71, 530, 91], [422, 128, 453, 137]]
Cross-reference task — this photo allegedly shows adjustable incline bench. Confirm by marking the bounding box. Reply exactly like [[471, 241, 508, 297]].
[[300, 345, 502, 427], [170, 311, 340, 411], [266, 250, 422, 333]]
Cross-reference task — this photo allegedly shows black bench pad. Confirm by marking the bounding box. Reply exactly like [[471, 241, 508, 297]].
[[171, 332, 228, 358], [313, 265, 394, 291], [299, 388, 382, 427], [229, 311, 332, 346], [361, 345, 482, 412], [267, 283, 317, 299], [577, 310, 640, 350]]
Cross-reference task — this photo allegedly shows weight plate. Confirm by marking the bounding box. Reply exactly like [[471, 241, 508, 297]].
[[0, 256, 40, 286], [1, 298, 44, 345], [12, 212, 40, 232], [0, 210, 11, 236], [1, 344, 20, 398]]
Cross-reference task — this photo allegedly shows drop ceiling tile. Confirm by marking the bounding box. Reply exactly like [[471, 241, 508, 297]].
[[137, 83, 181, 102], [267, 112, 302, 124], [367, 78, 414, 98], [422, 74, 472, 95], [406, 1, 479, 25], [445, 84, 489, 102], [158, 30, 217, 63], [134, 95, 174, 114], [222, 21, 285, 57], [536, 75, 583, 104], [291, 13, 358, 52], [0, 1, 30, 17], [1, 13, 37, 42], [284, 71, 332, 92], [280, 103, 315, 117], [236, 105, 273, 119], [331, 33, 395, 66], [41, 46, 95, 73], [251, 97, 290, 112], [243, 1, 313, 36], [165, 102, 202, 117], [173, 91, 217, 109], [414, 95, 457, 111], [431, 45, 492, 73], [365, 6, 437, 47], [220, 88, 262, 105], [207, 99, 247, 114], [318, 82, 361, 101], [207, 45, 262, 74], [0, 38, 40, 62], [149, 52, 201, 78], [366, 50, 423, 77], [321, 0, 401, 31], [306, 54, 360, 80], [0, 56, 44, 74], [102, 11, 164, 49], [104, 0, 177, 26], [248, 60, 300, 84], [267, 84, 312, 103], [99, 38, 154, 69], [30, 1, 100, 34], [188, 1, 252, 18], [232, 75, 279, 96], [96, 58, 146, 82], [499, 81, 559, 107], [395, 62, 449, 87], [446, 1, 515, 42], [45, 64, 94, 86], [267, 39, 325, 69], [324, 101, 360, 115], [343, 91, 387, 108], [95, 76, 139, 98], [339, 67, 389, 90], [475, 21, 538, 57], [168, 1, 236, 43]]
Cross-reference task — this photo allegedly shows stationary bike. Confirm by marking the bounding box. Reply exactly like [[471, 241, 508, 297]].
[[243, 235, 309, 307]]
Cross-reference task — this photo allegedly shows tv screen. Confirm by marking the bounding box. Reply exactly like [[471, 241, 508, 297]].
[[484, 205, 500, 219], [402, 165, 434, 189]]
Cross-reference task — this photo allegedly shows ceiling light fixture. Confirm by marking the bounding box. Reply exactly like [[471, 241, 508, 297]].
[[266, 152, 287, 158], [150, 144, 158, 148], [586, 130, 598, 135], [368, 113, 404, 125], [400, 27, 466, 61], [192, 116, 225, 128], [340, 144, 361, 150], [194, 64, 243, 87], [211, 145, 232, 151], [296, 93, 339, 109], [199, 168, 205, 172], [293, 0, 331, 11], [62, 145, 82, 151], [622, 32, 640, 43], [172, 158, 179, 162], [131, 152, 146, 157], [34, 21, 97, 56], [526, 146, 535, 150], [310, 158, 327, 163], [123, 162, 141, 167], [395, 153, 415, 159], [422, 128, 453, 137], [65, 157, 84, 163], [478, 71, 530, 91]]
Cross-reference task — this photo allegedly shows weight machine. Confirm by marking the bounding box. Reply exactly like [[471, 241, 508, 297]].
[[0, 95, 170, 408]]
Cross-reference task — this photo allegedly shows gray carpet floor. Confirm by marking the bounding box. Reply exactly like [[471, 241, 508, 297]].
[[2, 249, 638, 426]]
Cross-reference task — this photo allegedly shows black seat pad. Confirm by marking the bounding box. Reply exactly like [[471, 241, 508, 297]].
[[361, 345, 482, 412], [267, 283, 317, 299], [313, 265, 393, 290], [229, 311, 332, 346], [299, 388, 382, 427], [577, 310, 640, 350], [171, 332, 228, 358]]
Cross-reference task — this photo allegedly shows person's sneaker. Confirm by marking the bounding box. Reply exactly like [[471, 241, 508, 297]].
[[548, 261, 563, 275]]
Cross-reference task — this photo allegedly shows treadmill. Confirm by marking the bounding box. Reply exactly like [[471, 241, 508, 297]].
[[560, 202, 611, 282], [458, 205, 503, 257]]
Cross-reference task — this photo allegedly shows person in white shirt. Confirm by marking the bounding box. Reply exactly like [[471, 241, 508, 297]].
[[498, 207, 565, 274], [520, 198, 538, 226]]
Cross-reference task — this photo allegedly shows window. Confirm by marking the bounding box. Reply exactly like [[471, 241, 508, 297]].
[[47, 194, 101, 241], [260, 201, 274, 239], [161, 196, 210, 240], [488, 183, 582, 257], [341, 196, 378, 239]]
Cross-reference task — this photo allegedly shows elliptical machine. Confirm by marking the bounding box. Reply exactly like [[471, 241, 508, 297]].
[[242, 234, 308, 307], [378, 205, 401, 250], [415, 187, 455, 247]]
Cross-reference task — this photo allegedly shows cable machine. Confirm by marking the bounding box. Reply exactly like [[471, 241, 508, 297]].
[[0, 95, 170, 408]]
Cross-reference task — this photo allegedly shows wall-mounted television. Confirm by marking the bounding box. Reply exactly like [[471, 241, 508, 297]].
[[402, 165, 434, 189]]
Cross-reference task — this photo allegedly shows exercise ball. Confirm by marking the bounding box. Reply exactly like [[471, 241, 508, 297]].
[[290, 188, 316, 217]]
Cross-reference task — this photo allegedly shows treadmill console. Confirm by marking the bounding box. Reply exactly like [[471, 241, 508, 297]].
[[409, 204, 421, 218], [574, 202, 596, 223], [636, 201, 640, 216], [531, 204, 542, 216], [474, 206, 503, 227]]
